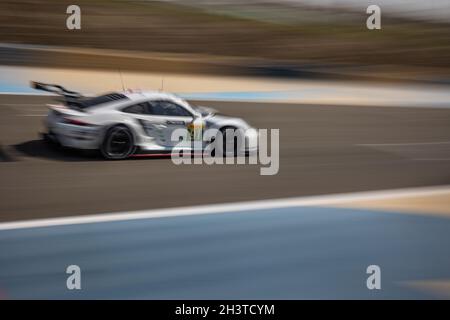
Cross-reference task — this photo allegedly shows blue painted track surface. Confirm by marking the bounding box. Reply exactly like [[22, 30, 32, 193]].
[[1, 206, 449, 299]]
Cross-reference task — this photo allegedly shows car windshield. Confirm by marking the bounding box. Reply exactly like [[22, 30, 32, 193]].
[[192, 105, 217, 117]]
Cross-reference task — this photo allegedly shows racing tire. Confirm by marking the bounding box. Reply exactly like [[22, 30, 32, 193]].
[[101, 125, 136, 160]]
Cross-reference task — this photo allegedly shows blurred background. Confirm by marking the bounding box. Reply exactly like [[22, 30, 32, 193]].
[[1, 0, 450, 300], [0, 0, 449, 81]]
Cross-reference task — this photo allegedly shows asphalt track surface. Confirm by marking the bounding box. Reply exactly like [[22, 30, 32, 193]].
[[1, 94, 450, 299], [1, 94, 450, 222]]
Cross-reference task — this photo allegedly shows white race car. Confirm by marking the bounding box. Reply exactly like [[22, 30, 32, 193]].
[[33, 82, 258, 159]]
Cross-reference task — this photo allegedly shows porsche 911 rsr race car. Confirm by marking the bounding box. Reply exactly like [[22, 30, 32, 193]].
[[33, 82, 258, 159]]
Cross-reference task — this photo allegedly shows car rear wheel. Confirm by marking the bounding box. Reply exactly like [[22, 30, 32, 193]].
[[101, 125, 135, 160]]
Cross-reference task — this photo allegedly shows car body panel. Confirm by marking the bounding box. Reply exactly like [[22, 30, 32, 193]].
[[43, 90, 258, 156]]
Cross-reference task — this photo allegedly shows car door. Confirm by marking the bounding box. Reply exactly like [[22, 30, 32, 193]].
[[147, 100, 195, 147], [121, 102, 169, 147]]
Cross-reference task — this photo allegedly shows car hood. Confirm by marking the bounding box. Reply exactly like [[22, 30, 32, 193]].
[[204, 114, 250, 131], [195, 105, 252, 129]]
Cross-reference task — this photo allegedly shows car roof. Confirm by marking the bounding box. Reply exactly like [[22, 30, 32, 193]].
[[123, 90, 184, 103], [87, 90, 194, 113]]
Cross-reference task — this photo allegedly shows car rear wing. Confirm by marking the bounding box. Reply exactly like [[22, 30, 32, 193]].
[[31, 81, 86, 109], [31, 81, 83, 98]]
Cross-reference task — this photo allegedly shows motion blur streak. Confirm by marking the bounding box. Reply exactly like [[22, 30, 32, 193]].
[[1, 0, 449, 80], [1, 95, 450, 222]]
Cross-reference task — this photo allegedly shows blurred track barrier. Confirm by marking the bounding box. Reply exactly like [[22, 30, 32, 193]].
[[1, 65, 450, 108], [2, 43, 449, 84]]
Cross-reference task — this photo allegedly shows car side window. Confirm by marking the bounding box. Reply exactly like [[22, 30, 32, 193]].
[[122, 103, 148, 114], [148, 100, 192, 117]]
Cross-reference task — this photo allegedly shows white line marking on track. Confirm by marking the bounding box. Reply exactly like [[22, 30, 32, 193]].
[[0, 185, 449, 231]]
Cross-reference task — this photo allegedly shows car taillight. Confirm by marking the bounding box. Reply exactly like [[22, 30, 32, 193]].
[[63, 118, 92, 126]]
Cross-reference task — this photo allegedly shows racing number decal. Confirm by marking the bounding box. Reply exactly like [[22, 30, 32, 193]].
[[187, 121, 204, 141]]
